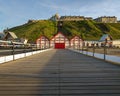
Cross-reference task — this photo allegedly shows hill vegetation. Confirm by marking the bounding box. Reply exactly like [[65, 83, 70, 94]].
[[8, 20, 120, 42], [8, 20, 57, 42]]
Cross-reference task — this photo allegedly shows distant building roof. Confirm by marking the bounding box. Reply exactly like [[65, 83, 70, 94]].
[[99, 34, 112, 41], [4, 31, 18, 40], [9, 32, 18, 39]]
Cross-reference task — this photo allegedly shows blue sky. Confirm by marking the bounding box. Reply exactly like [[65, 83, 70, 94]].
[[0, 0, 120, 32]]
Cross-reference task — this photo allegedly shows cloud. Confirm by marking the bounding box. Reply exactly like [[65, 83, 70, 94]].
[[34, 0, 120, 17], [0, 0, 120, 32]]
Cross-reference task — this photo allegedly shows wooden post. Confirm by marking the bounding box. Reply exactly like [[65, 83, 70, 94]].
[[11, 41, 15, 60], [104, 39, 108, 60], [24, 44, 26, 57]]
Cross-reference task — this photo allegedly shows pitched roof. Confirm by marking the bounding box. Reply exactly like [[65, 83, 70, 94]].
[[36, 35, 49, 43], [4, 31, 18, 40], [99, 34, 112, 41], [50, 32, 69, 40], [8, 32, 18, 39], [70, 36, 82, 40]]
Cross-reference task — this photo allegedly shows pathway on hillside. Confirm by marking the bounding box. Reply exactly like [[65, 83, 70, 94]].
[[0, 49, 120, 96]]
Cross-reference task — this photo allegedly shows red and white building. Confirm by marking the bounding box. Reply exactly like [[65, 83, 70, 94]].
[[50, 32, 70, 49], [36, 32, 84, 49], [70, 36, 83, 49], [36, 36, 50, 49]]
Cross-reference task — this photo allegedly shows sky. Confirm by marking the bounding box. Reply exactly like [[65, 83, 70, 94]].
[[0, 0, 120, 32]]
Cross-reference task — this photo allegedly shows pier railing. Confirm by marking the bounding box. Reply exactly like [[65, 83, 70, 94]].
[[70, 46, 120, 64], [0, 43, 52, 64]]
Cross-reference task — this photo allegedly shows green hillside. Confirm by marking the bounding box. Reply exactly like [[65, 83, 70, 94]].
[[8, 20, 120, 42], [8, 20, 58, 42]]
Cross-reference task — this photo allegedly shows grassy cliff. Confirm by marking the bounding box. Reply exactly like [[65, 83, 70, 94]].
[[8, 20, 120, 42], [9, 20, 57, 42]]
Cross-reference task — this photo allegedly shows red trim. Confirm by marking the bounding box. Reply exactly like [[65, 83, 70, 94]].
[[70, 36, 81, 41], [50, 32, 69, 41], [70, 35, 83, 48], [36, 32, 84, 49], [36, 35, 49, 44]]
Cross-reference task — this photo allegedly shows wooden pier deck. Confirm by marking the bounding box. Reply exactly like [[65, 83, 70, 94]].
[[0, 49, 120, 96]]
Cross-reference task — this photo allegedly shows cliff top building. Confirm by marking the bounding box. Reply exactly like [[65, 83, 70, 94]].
[[27, 13, 118, 23], [94, 16, 117, 23], [60, 16, 92, 21], [50, 13, 93, 21], [50, 13, 60, 21]]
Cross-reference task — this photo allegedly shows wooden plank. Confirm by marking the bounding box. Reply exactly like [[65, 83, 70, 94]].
[[0, 49, 120, 95]]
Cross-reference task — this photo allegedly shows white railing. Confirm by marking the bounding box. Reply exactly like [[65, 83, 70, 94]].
[[69, 48, 120, 64], [0, 48, 52, 64]]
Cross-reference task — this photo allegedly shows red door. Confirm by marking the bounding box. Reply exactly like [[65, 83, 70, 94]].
[[55, 43, 65, 49]]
